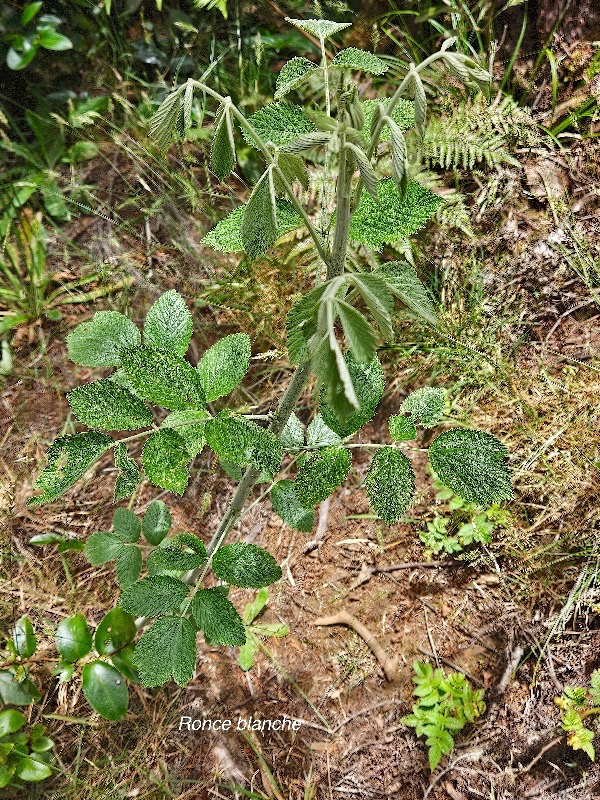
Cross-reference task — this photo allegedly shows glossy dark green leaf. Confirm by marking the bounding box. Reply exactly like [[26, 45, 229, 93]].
[[94, 608, 137, 656], [82, 661, 128, 721], [55, 614, 93, 663]]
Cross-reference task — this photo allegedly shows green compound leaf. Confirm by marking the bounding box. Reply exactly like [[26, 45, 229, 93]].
[[428, 429, 512, 506], [389, 415, 417, 441], [242, 102, 316, 148], [294, 446, 351, 507], [332, 48, 388, 75], [55, 613, 93, 663], [119, 575, 189, 618], [376, 260, 438, 327], [143, 290, 193, 357], [67, 379, 153, 431], [116, 545, 142, 589], [82, 661, 128, 722], [28, 432, 113, 507], [365, 447, 416, 524], [271, 480, 315, 532], [211, 102, 236, 180], [84, 531, 124, 565], [202, 200, 304, 253], [349, 180, 443, 250], [134, 616, 196, 687], [142, 428, 191, 495], [320, 353, 384, 438], [147, 533, 206, 573], [205, 413, 283, 477], [142, 500, 172, 545], [279, 412, 304, 449], [162, 409, 210, 458], [306, 414, 341, 447], [212, 542, 282, 588], [120, 346, 206, 411], [112, 507, 141, 542], [285, 17, 351, 39], [198, 333, 251, 402], [113, 443, 140, 502], [362, 98, 415, 139], [12, 617, 36, 659], [66, 311, 141, 367], [191, 588, 246, 646], [94, 608, 136, 656], [401, 387, 446, 428], [241, 169, 277, 260], [275, 56, 319, 100]]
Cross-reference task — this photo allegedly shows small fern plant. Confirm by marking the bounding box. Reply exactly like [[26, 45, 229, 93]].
[[28, 19, 511, 693]]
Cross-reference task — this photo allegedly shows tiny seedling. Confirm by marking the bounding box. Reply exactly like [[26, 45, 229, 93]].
[[0, 709, 54, 789], [402, 660, 486, 771], [238, 588, 289, 671], [555, 670, 600, 760]]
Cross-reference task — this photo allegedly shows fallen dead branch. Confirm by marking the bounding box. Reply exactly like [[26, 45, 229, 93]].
[[313, 610, 399, 681]]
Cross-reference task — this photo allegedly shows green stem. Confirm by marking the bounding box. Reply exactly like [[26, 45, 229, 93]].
[[330, 121, 351, 276], [321, 36, 331, 118]]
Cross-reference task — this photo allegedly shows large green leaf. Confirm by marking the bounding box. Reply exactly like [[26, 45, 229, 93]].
[[205, 413, 282, 477], [116, 545, 143, 589], [55, 614, 93, 663], [14, 756, 52, 782], [197, 333, 251, 402], [112, 507, 141, 542], [28, 432, 113, 506], [270, 480, 314, 532], [82, 661, 128, 721], [242, 102, 316, 148], [142, 500, 172, 545], [84, 531, 124, 565], [211, 103, 236, 180], [191, 588, 246, 646], [120, 346, 206, 411], [66, 311, 140, 367], [364, 447, 415, 524], [162, 409, 210, 458], [241, 169, 277, 260], [202, 201, 304, 253], [0, 709, 25, 737], [332, 48, 388, 75], [349, 180, 443, 250], [0, 672, 40, 705], [12, 616, 36, 658], [428, 429, 512, 506], [67, 379, 153, 431], [275, 57, 318, 100], [134, 616, 197, 687], [94, 608, 137, 656], [143, 290, 193, 357], [294, 446, 351, 507], [142, 429, 191, 494], [119, 575, 189, 617], [212, 543, 282, 588], [320, 353, 384, 438]]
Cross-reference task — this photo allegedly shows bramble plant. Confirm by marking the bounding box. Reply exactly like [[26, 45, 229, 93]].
[[27, 18, 511, 694], [402, 661, 486, 771], [555, 670, 600, 760]]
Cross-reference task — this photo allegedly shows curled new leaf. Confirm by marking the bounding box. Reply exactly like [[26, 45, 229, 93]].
[[211, 102, 236, 180], [365, 447, 415, 524], [428, 429, 512, 506], [213, 542, 282, 588], [294, 446, 351, 507], [376, 261, 438, 327], [241, 169, 277, 259]]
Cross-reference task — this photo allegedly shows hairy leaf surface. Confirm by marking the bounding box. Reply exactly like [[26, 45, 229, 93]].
[[212, 542, 282, 588], [270, 480, 315, 532], [365, 447, 415, 524], [202, 201, 303, 253], [320, 353, 384, 438], [67, 379, 153, 431], [143, 290, 193, 357], [67, 311, 141, 367], [191, 588, 246, 646], [275, 56, 318, 99], [198, 333, 251, 401], [120, 346, 206, 410], [401, 387, 446, 428], [113, 443, 140, 502], [142, 428, 191, 494], [119, 575, 189, 617], [242, 102, 316, 148], [332, 48, 388, 75], [294, 446, 351, 507], [134, 616, 196, 687]]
